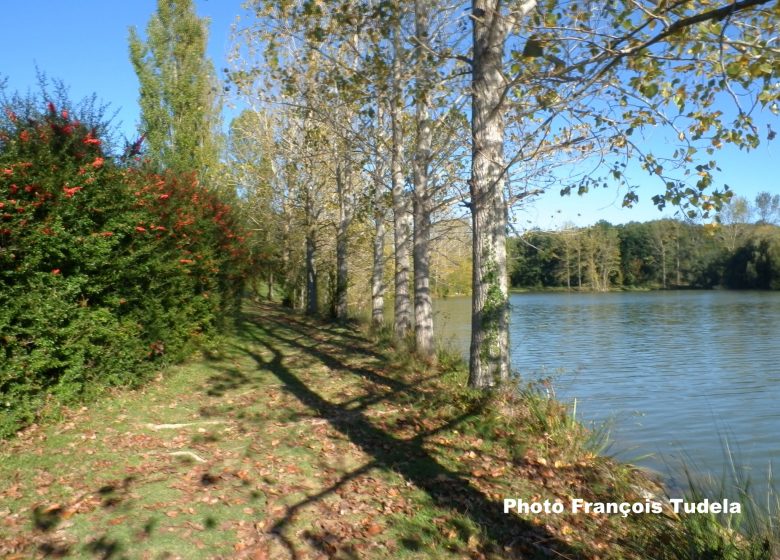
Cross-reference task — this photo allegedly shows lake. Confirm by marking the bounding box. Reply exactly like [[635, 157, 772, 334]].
[[433, 291, 780, 492]]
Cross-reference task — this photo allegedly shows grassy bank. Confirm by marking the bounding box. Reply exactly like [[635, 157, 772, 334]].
[[0, 301, 773, 558]]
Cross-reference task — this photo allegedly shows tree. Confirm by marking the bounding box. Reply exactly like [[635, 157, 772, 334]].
[[467, 0, 535, 387], [718, 195, 753, 251], [755, 191, 780, 224], [129, 0, 223, 184], [228, 109, 279, 297], [587, 222, 622, 291], [463, 0, 777, 387], [412, 0, 436, 358]]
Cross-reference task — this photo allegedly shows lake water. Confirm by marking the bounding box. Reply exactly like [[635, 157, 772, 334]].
[[433, 291, 780, 491]]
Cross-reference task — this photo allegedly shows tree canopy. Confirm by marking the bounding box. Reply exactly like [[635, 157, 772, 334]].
[[129, 0, 223, 184]]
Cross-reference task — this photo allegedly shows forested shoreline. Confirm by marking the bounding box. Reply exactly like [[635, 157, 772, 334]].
[[509, 197, 780, 292]]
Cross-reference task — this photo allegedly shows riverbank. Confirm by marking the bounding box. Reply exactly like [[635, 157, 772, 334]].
[[0, 301, 771, 558]]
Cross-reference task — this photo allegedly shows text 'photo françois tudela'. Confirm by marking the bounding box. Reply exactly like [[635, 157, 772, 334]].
[[505, 498, 743, 518]]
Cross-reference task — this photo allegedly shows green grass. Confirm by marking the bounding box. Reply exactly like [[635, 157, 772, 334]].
[[1, 299, 777, 559]]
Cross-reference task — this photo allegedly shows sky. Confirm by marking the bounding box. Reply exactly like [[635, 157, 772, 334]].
[[1, 1, 778, 229]]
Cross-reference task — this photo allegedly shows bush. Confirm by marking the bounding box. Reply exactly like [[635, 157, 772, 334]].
[[0, 98, 249, 437]]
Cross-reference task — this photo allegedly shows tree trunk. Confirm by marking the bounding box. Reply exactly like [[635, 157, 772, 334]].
[[372, 118, 387, 327], [335, 162, 349, 321], [305, 229, 318, 315], [661, 241, 667, 289], [413, 0, 435, 361], [392, 158, 413, 339], [280, 169, 293, 306], [372, 209, 386, 327], [391, 21, 413, 339], [414, 195, 434, 359], [468, 1, 512, 388], [675, 229, 681, 286]]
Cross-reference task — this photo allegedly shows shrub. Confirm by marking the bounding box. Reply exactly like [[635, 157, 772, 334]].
[[0, 98, 249, 437]]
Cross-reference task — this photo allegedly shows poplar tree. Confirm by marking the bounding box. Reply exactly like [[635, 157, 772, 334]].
[[129, 0, 223, 184], [465, 0, 777, 388]]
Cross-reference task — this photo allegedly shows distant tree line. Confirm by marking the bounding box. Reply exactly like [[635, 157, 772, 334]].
[[508, 193, 780, 292]]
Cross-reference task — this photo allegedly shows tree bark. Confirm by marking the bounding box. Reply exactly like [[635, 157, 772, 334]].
[[305, 229, 318, 315], [413, 0, 435, 361], [372, 111, 387, 327], [305, 182, 318, 316], [468, 0, 513, 388], [372, 208, 386, 327], [413, 195, 434, 358], [391, 20, 413, 339], [335, 162, 350, 321]]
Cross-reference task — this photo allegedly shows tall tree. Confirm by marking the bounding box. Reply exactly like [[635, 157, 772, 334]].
[[719, 195, 753, 251], [464, 0, 777, 388], [129, 0, 223, 183], [755, 191, 780, 225], [412, 0, 436, 359], [228, 109, 279, 296], [389, 12, 415, 340], [370, 105, 389, 328], [467, 0, 533, 387]]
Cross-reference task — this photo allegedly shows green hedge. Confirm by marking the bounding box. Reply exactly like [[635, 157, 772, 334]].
[[0, 100, 250, 437]]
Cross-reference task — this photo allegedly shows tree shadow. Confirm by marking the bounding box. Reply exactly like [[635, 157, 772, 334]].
[[233, 308, 581, 559], [83, 535, 125, 560], [274, 310, 386, 351], [204, 367, 257, 397], [251, 320, 409, 393]]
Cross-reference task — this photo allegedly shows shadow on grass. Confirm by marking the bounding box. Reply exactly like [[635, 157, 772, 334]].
[[222, 303, 580, 559]]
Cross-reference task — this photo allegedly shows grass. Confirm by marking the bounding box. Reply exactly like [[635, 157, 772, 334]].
[[656, 444, 780, 560], [0, 299, 776, 559]]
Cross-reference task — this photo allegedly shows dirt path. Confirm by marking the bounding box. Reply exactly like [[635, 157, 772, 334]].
[[1, 302, 648, 559]]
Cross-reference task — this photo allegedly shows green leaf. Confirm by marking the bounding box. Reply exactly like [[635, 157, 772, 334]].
[[523, 37, 544, 58], [725, 62, 742, 79], [640, 82, 659, 98]]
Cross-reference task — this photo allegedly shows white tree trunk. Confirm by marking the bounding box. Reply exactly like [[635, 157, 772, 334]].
[[392, 145, 413, 339], [413, 0, 435, 360], [391, 21, 413, 339], [281, 183, 292, 305], [468, 0, 513, 388], [372, 128, 387, 327], [372, 208, 386, 327]]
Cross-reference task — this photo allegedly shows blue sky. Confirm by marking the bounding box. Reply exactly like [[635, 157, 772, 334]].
[[1, 1, 777, 228]]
